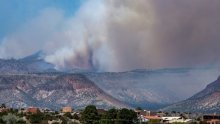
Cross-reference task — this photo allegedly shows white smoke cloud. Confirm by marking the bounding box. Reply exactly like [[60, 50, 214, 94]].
[[1, 0, 220, 72]]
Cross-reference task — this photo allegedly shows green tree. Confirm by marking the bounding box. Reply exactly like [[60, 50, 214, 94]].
[[60, 116, 68, 124], [0, 104, 6, 108], [43, 113, 54, 121], [0, 118, 4, 123], [52, 122, 61, 124], [2, 113, 18, 124], [28, 112, 44, 124], [16, 119, 26, 124], [101, 108, 118, 124], [64, 112, 73, 119], [73, 113, 80, 120], [81, 105, 100, 124], [0, 111, 7, 117], [116, 108, 137, 124], [107, 108, 118, 120], [148, 119, 161, 124]]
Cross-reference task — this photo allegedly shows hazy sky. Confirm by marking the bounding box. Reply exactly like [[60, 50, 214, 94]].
[[0, 0, 85, 39], [0, 0, 220, 72]]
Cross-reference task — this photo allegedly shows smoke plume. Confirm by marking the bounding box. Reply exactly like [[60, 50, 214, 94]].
[[1, 0, 220, 71]]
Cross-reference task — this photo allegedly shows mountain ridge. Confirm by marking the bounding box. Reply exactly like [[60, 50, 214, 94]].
[[0, 73, 128, 110], [1, 52, 220, 110], [161, 76, 220, 113]]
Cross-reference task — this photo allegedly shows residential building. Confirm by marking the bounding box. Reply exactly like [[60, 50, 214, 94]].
[[144, 115, 162, 123], [162, 116, 193, 123], [203, 115, 220, 124], [26, 107, 39, 114], [62, 106, 73, 113]]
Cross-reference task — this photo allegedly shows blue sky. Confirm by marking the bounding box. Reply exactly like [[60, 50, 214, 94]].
[[0, 0, 86, 39]]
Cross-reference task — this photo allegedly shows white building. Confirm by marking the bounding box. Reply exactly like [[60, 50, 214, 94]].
[[162, 117, 193, 123]]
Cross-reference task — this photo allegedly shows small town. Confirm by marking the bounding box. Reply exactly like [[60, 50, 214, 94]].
[[0, 104, 219, 124]]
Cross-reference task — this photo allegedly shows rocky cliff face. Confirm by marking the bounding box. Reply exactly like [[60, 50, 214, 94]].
[[0, 73, 127, 110], [162, 76, 220, 113]]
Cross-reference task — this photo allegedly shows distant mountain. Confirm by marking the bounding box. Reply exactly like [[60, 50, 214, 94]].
[[20, 51, 45, 62], [85, 68, 220, 110], [0, 51, 55, 74], [161, 76, 220, 113], [0, 73, 127, 110], [1, 52, 220, 110]]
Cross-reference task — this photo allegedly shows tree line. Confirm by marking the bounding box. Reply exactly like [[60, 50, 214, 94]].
[[81, 105, 138, 124]]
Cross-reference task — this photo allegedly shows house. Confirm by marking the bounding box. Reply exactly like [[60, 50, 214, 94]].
[[144, 116, 162, 123], [62, 106, 73, 113], [156, 112, 166, 117], [48, 119, 62, 124], [162, 116, 193, 123], [138, 115, 148, 123], [135, 110, 157, 116], [135, 109, 162, 123], [0, 108, 9, 113], [203, 115, 220, 124], [206, 119, 220, 124], [136, 110, 149, 116], [0, 104, 9, 113], [26, 107, 39, 114]]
